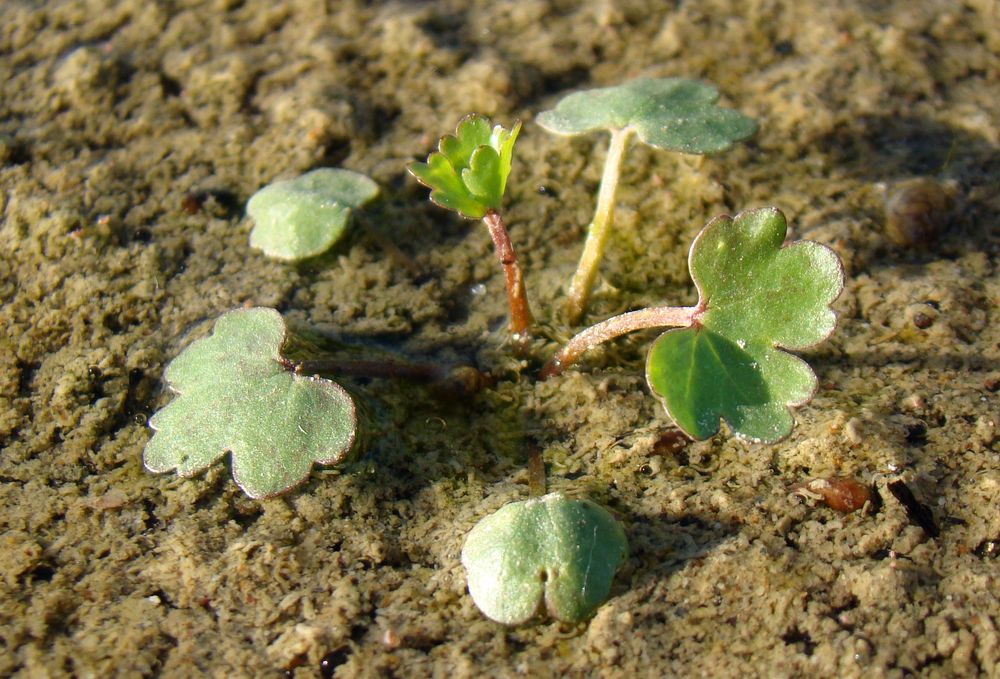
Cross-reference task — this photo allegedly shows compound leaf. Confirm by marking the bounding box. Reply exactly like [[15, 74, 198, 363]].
[[247, 168, 379, 261], [461, 493, 628, 625], [646, 208, 843, 442], [409, 115, 520, 219], [536, 77, 756, 154], [144, 307, 358, 498]]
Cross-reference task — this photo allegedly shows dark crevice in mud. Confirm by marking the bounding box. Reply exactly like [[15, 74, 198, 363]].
[[418, 12, 469, 54], [781, 628, 817, 656], [107, 368, 155, 439], [318, 647, 350, 678], [370, 105, 401, 139], [27, 563, 56, 583], [230, 502, 263, 530], [16, 361, 39, 397], [316, 135, 352, 168], [149, 589, 177, 610], [159, 72, 182, 98], [973, 536, 1000, 559], [141, 498, 160, 532], [4, 136, 33, 165]]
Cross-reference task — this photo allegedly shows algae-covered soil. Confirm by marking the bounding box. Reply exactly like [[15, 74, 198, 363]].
[[2, 0, 999, 676]]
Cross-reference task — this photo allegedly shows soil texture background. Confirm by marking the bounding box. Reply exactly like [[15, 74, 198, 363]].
[[1, 0, 999, 677]]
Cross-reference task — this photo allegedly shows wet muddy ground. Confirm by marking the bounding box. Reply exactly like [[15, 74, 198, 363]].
[[1, 0, 998, 676]]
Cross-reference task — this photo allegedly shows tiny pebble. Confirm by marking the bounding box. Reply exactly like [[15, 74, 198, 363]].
[[844, 418, 864, 446], [884, 177, 953, 248], [791, 476, 873, 513]]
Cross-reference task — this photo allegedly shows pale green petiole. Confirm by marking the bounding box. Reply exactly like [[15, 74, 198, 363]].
[[565, 126, 633, 325], [537, 77, 758, 324]]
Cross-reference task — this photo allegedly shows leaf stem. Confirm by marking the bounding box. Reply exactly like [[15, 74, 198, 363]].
[[295, 358, 489, 394], [565, 127, 633, 326], [540, 304, 701, 379], [482, 209, 533, 340], [527, 445, 546, 497]]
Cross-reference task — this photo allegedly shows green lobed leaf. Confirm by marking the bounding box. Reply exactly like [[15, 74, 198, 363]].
[[440, 115, 492, 171], [646, 208, 844, 443], [494, 120, 521, 198], [536, 77, 756, 154], [462, 145, 502, 204], [143, 307, 358, 498], [409, 152, 488, 218], [408, 115, 519, 220], [461, 492, 628, 625], [247, 168, 379, 261]]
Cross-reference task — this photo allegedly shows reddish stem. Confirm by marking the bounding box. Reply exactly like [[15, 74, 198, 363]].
[[483, 209, 533, 340], [295, 358, 489, 394], [296, 358, 445, 381], [527, 445, 546, 497], [540, 304, 702, 379]]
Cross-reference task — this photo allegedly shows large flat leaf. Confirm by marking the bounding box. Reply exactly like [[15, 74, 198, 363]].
[[461, 493, 628, 625], [144, 307, 358, 498], [536, 77, 756, 154], [646, 208, 843, 442]]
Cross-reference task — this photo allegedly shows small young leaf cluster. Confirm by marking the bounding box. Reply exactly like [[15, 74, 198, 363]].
[[409, 116, 521, 220]]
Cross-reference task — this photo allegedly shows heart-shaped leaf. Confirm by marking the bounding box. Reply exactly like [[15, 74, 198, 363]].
[[646, 208, 843, 442], [144, 307, 359, 498], [409, 115, 520, 219], [461, 493, 628, 625], [247, 168, 379, 261], [536, 77, 756, 154]]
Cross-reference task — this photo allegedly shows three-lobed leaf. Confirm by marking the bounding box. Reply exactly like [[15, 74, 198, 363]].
[[247, 168, 379, 261], [461, 492, 628, 625], [409, 115, 521, 219], [646, 208, 843, 442], [536, 77, 756, 154], [144, 307, 359, 498]]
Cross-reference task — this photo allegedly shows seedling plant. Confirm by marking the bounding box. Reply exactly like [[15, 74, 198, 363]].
[[536, 78, 757, 324], [408, 116, 532, 340], [542, 207, 844, 443]]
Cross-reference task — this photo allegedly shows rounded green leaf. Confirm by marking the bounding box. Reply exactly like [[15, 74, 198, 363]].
[[461, 493, 628, 625], [144, 307, 358, 498], [536, 77, 756, 154], [646, 208, 844, 443], [408, 116, 520, 219], [247, 168, 379, 261]]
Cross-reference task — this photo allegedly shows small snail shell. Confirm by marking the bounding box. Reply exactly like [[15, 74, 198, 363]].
[[883, 178, 954, 248]]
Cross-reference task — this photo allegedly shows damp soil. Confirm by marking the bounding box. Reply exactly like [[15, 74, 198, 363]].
[[1, 1, 999, 677]]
